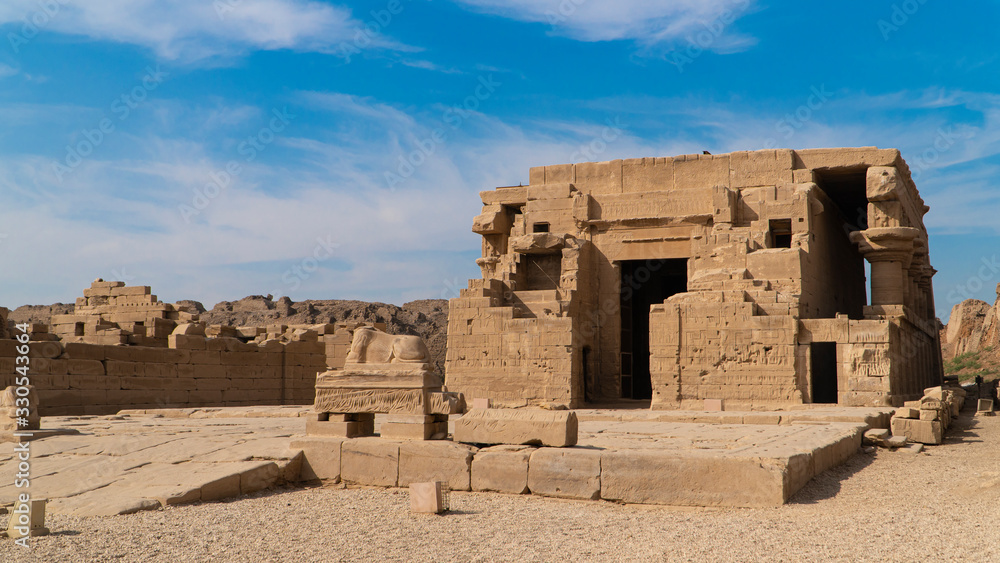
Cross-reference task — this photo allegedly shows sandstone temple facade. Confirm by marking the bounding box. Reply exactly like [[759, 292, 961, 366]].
[[445, 148, 943, 410]]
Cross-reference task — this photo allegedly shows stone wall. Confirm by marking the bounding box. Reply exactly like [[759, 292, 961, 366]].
[[0, 336, 325, 416], [446, 279, 579, 407]]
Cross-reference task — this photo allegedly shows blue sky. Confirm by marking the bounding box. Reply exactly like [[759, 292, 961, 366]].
[[0, 0, 997, 322]]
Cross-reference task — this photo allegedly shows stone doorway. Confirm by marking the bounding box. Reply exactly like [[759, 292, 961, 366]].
[[810, 342, 838, 403], [620, 258, 688, 400]]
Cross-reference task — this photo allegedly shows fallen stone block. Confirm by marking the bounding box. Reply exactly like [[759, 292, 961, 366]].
[[471, 445, 533, 494], [900, 443, 923, 454], [398, 441, 477, 491], [918, 409, 939, 421], [527, 447, 600, 500], [240, 461, 280, 495], [893, 407, 918, 419], [890, 417, 942, 445], [863, 428, 889, 446], [923, 386, 943, 399], [920, 397, 943, 411], [341, 438, 399, 487], [454, 409, 578, 447], [885, 435, 907, 448], [978, 399, 994, 414]]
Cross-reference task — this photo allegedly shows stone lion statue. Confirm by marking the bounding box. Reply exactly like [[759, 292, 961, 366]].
[[346, 326, 430, 365]]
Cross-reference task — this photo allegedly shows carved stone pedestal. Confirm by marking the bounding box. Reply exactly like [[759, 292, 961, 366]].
[[309, 328, 464, 440]]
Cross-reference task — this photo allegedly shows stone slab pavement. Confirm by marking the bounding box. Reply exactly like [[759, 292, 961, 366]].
[[0, 405, 885, 517], [0, 408, 310, 517]]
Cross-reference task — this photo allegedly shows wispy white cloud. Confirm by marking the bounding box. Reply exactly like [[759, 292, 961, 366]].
[[5, 85, 1000, 310], [0, 88, 668, 306], [449, 0, 759, 52], [0, 0, 406, 62], [0, 63, 18, 79], [399, 59, 463, 74]]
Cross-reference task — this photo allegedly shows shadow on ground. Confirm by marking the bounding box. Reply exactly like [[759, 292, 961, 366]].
[[788, 448, 876, 505]]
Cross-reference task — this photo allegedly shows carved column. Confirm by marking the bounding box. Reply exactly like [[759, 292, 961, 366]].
[[850, 227, 920, 306], [914, 265, 936, 320]]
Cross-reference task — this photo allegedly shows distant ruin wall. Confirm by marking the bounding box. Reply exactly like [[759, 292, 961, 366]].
[[0, 337, 325, 416]]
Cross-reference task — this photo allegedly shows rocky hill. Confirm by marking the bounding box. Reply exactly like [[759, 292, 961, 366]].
[[10, 296, 450, 374], [8, 303, 74, 325], [939, 285, 1000, 382]]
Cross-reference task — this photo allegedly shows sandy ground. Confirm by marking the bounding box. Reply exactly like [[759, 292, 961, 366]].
[[3, 409, 1000, 563]]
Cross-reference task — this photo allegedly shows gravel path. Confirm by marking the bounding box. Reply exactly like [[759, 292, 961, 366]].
[[4, 411, 1000, 562]]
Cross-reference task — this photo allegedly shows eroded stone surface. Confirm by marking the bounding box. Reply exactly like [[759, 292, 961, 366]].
[[398, 441, 477, 491], [454, 409, 578, 447], [8, 411, 303, 517], [471, 445, 534, 494], [527, 448, 601, 500]]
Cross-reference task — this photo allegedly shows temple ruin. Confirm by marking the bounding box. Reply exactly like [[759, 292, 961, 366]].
[[446, 148, 943, 409]]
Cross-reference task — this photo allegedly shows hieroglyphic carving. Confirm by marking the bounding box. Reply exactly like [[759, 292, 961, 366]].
[[314, 388, 426, 415]]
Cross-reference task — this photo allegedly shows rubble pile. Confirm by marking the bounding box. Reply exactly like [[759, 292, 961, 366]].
[[889, 385, 966, 444]]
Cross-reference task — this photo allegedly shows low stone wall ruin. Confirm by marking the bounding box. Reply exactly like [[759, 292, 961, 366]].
[[0, 336, 325, 416]]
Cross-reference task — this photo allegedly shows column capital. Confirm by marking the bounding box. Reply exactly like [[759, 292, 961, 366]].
[[849, 227, 920, 266]]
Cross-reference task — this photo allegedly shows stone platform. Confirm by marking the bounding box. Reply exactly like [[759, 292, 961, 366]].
[[574, 405, 895, 428], [0, 406, 877, 516], [0, 409, 308, 517], [297, 414, 870, 508]]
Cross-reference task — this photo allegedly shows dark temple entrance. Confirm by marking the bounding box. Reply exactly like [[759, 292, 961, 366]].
[[810, 342, 838, 403], [620, 258, 688, 399]]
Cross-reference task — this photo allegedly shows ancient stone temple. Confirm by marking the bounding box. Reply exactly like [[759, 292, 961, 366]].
[[445, 148, 942, 409]]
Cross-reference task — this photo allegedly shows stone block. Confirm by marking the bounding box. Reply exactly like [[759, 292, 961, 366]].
[[673, 154, 729, 190], [67, 359, 105, 376], [62, 343, 106, 361], [472, 445, 533, 494], [454, 409, 578, 447], [380, 421, 448, 441], [169, 334, 207, 350], [341, 438, 399, 487], [172, 323, 206, 336], [600, 449, 801, 507], [398, 441, 477, 491], [622, 157, 673, 193], [730, 149, 794, 188], [240, 462, 280, 495], [893, 407, 918, 419], [410, 481, 447, 514], [886, 436, 907, 448], [306, 419, 374, 438], [919, 409, 939, 421], [527, 447, 601, 500], [863, 428, 889, 445], [890, 417, 942, 445]]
